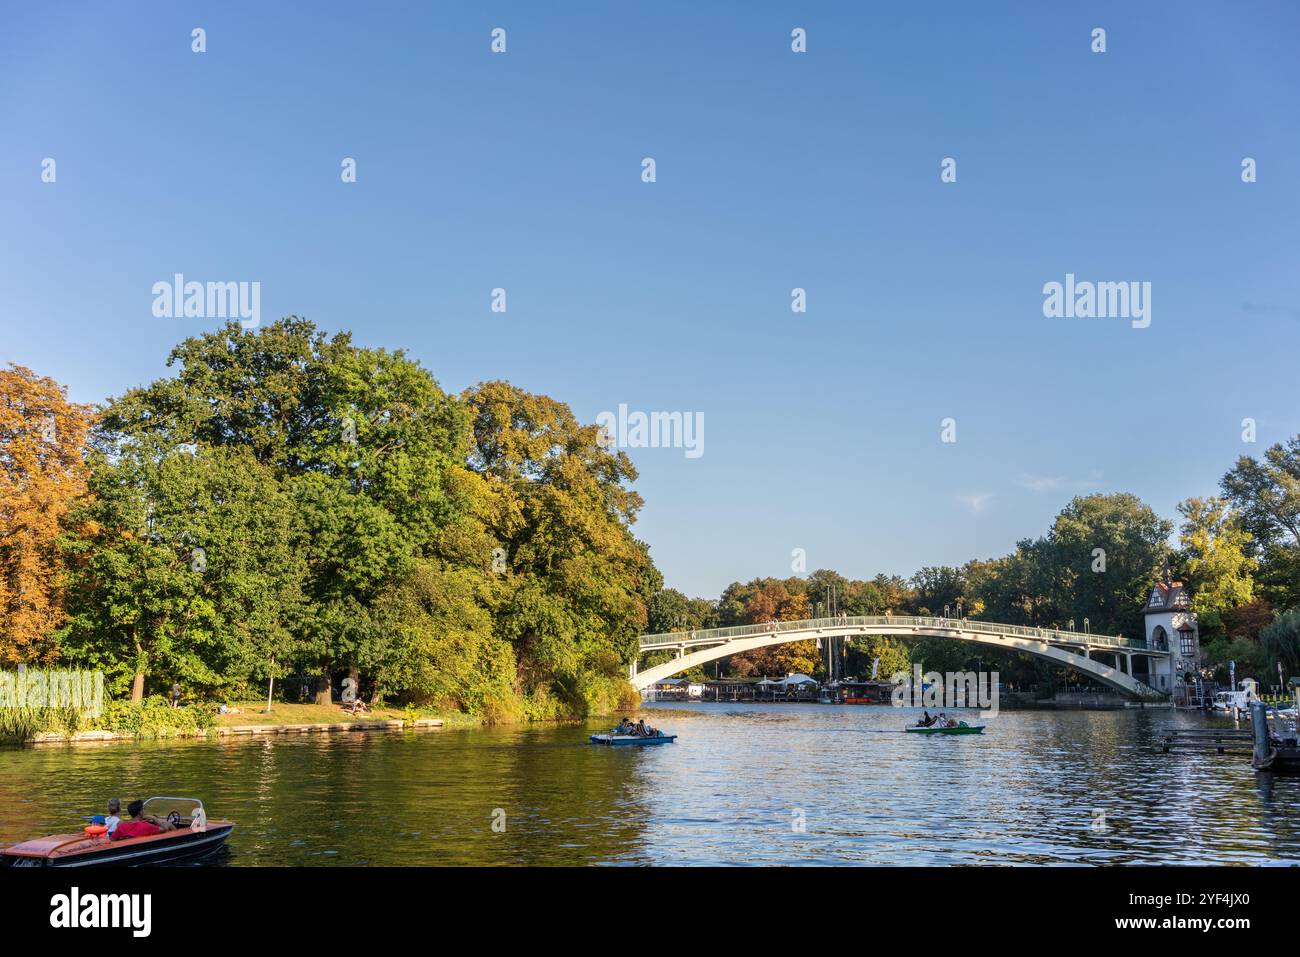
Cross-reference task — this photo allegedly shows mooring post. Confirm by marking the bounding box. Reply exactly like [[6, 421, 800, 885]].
[[1251, 700, 1270, 768]]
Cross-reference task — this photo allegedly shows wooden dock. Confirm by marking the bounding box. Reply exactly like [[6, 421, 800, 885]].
[[1158, 728, 1254, 755]]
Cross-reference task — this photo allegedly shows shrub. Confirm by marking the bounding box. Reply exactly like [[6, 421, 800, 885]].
[[102, 696, 217, 739], [0, 705, 91, 744]]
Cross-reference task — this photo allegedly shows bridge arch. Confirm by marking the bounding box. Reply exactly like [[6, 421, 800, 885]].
[[633, 616, 1166, 701]]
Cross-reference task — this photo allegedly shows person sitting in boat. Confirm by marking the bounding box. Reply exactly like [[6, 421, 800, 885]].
[[104, 797, 122, 837], [614, 717, 634, 734], [634, 719, 650, 736], [111, 800, 177, 841], [919, 710, 936, 727]]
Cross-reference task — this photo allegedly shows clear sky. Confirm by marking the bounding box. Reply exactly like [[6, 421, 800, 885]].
[[2, 2, 1297, 599]]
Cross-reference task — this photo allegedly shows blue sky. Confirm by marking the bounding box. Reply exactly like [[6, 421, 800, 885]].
[[2, 2, 1297, 599]]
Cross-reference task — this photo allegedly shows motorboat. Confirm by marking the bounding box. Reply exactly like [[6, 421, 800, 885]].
[[1211, 690, 1256, 714], [1, 797, 233, 867]]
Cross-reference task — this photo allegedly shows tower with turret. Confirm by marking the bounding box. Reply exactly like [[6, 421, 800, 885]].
[[1141, 563, 1200, 704]]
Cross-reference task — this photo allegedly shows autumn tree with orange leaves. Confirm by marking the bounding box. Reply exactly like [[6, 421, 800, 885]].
[[0, 365, 94, 663]]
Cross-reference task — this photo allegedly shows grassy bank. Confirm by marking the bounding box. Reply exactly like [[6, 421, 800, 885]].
[[213, 702, 481, 730], [6, 681, 640, 744]]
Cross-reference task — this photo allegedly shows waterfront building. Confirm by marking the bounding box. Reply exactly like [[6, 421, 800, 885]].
[[1141, 570, 1201, 705]]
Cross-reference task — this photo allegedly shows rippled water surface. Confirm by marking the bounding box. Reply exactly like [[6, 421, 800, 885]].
[[3, 704, 1298, 865]]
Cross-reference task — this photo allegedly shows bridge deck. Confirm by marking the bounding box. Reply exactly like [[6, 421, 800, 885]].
[[635, 615, 1168, 700], [640, 615, 1164, 655]]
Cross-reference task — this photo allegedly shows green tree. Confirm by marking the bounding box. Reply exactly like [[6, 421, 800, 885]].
[[1261, 609, 1300, 680], [1176, 496, 1257, 640], [805, 568, 850, 617], [96, 319, 473, 703], [648, 588, 715, 633], [461, 381, 661, 705], [1199, 635, 1269, 686], [910, 566, 966, 615], [1222, 437, 1300, 610], [375, 560, 516, 712], [1045, 493, 1172, 639], [847, 636, 909, 681], [62, 447, 304, 702], [292, 475, 411, 703]]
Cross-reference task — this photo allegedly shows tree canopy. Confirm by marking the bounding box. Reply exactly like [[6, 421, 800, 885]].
[[7, 322, 1300, 711], [0, 365, 95, 664]]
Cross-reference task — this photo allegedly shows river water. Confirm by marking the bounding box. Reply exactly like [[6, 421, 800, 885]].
[[3, 704, 1297, 865]]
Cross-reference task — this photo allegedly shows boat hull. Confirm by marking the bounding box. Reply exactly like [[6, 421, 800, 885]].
[[1254, 742, 1300, 773], [2, 822, 234, 868], [905, 725, 985, 735], [589, 733, 676, 746]]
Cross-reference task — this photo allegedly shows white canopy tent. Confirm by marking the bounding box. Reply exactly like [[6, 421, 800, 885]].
[[776, 673, 817, 687]]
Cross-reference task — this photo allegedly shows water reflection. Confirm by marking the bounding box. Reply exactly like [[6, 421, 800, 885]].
[[2, 705, 1297, 865]]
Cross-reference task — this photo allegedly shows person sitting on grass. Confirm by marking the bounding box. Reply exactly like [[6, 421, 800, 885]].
[[111, 800, 177, 841]]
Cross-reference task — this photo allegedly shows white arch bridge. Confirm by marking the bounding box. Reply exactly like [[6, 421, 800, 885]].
[[632, 615, 1168, 701]]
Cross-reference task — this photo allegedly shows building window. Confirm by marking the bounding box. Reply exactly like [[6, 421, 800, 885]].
[[1180, 633, 1195, 656], [1151, 626, 1168, 650]]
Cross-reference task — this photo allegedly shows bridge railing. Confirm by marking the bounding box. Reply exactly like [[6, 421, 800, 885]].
[[639, 615, 1152, 652]]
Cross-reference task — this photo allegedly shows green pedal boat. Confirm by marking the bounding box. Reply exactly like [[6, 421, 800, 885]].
[[906, 723, 985, 735]]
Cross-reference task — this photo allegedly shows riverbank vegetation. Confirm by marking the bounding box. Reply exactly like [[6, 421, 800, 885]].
[[3, 319, 1298, 720], [2, 319, 657, 725]]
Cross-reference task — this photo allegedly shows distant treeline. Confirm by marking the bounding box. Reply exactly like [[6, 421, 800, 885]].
[[648, 462, 1300, 689]]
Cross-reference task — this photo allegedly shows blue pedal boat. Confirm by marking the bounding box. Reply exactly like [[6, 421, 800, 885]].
[[589, 733, 677, 746]]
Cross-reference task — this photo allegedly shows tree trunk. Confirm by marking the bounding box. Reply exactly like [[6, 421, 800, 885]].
[[265, 675, 274, 714], [315, 670, 332, 706], [131, 633, 145, 704]]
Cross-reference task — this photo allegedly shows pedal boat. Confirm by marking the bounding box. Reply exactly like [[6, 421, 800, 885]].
[[590, 732, 677, 746], [906, 723, 985, 735], [1, 797, 233, 868]]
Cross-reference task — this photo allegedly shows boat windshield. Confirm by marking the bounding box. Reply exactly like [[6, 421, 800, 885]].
[[140, 797, 204, 821]]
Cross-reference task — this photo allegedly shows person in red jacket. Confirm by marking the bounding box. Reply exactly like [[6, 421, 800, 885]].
[[111, 800, 177, 841]]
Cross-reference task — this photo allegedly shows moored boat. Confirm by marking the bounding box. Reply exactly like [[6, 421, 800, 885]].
[[1, 797, 233, 867]]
